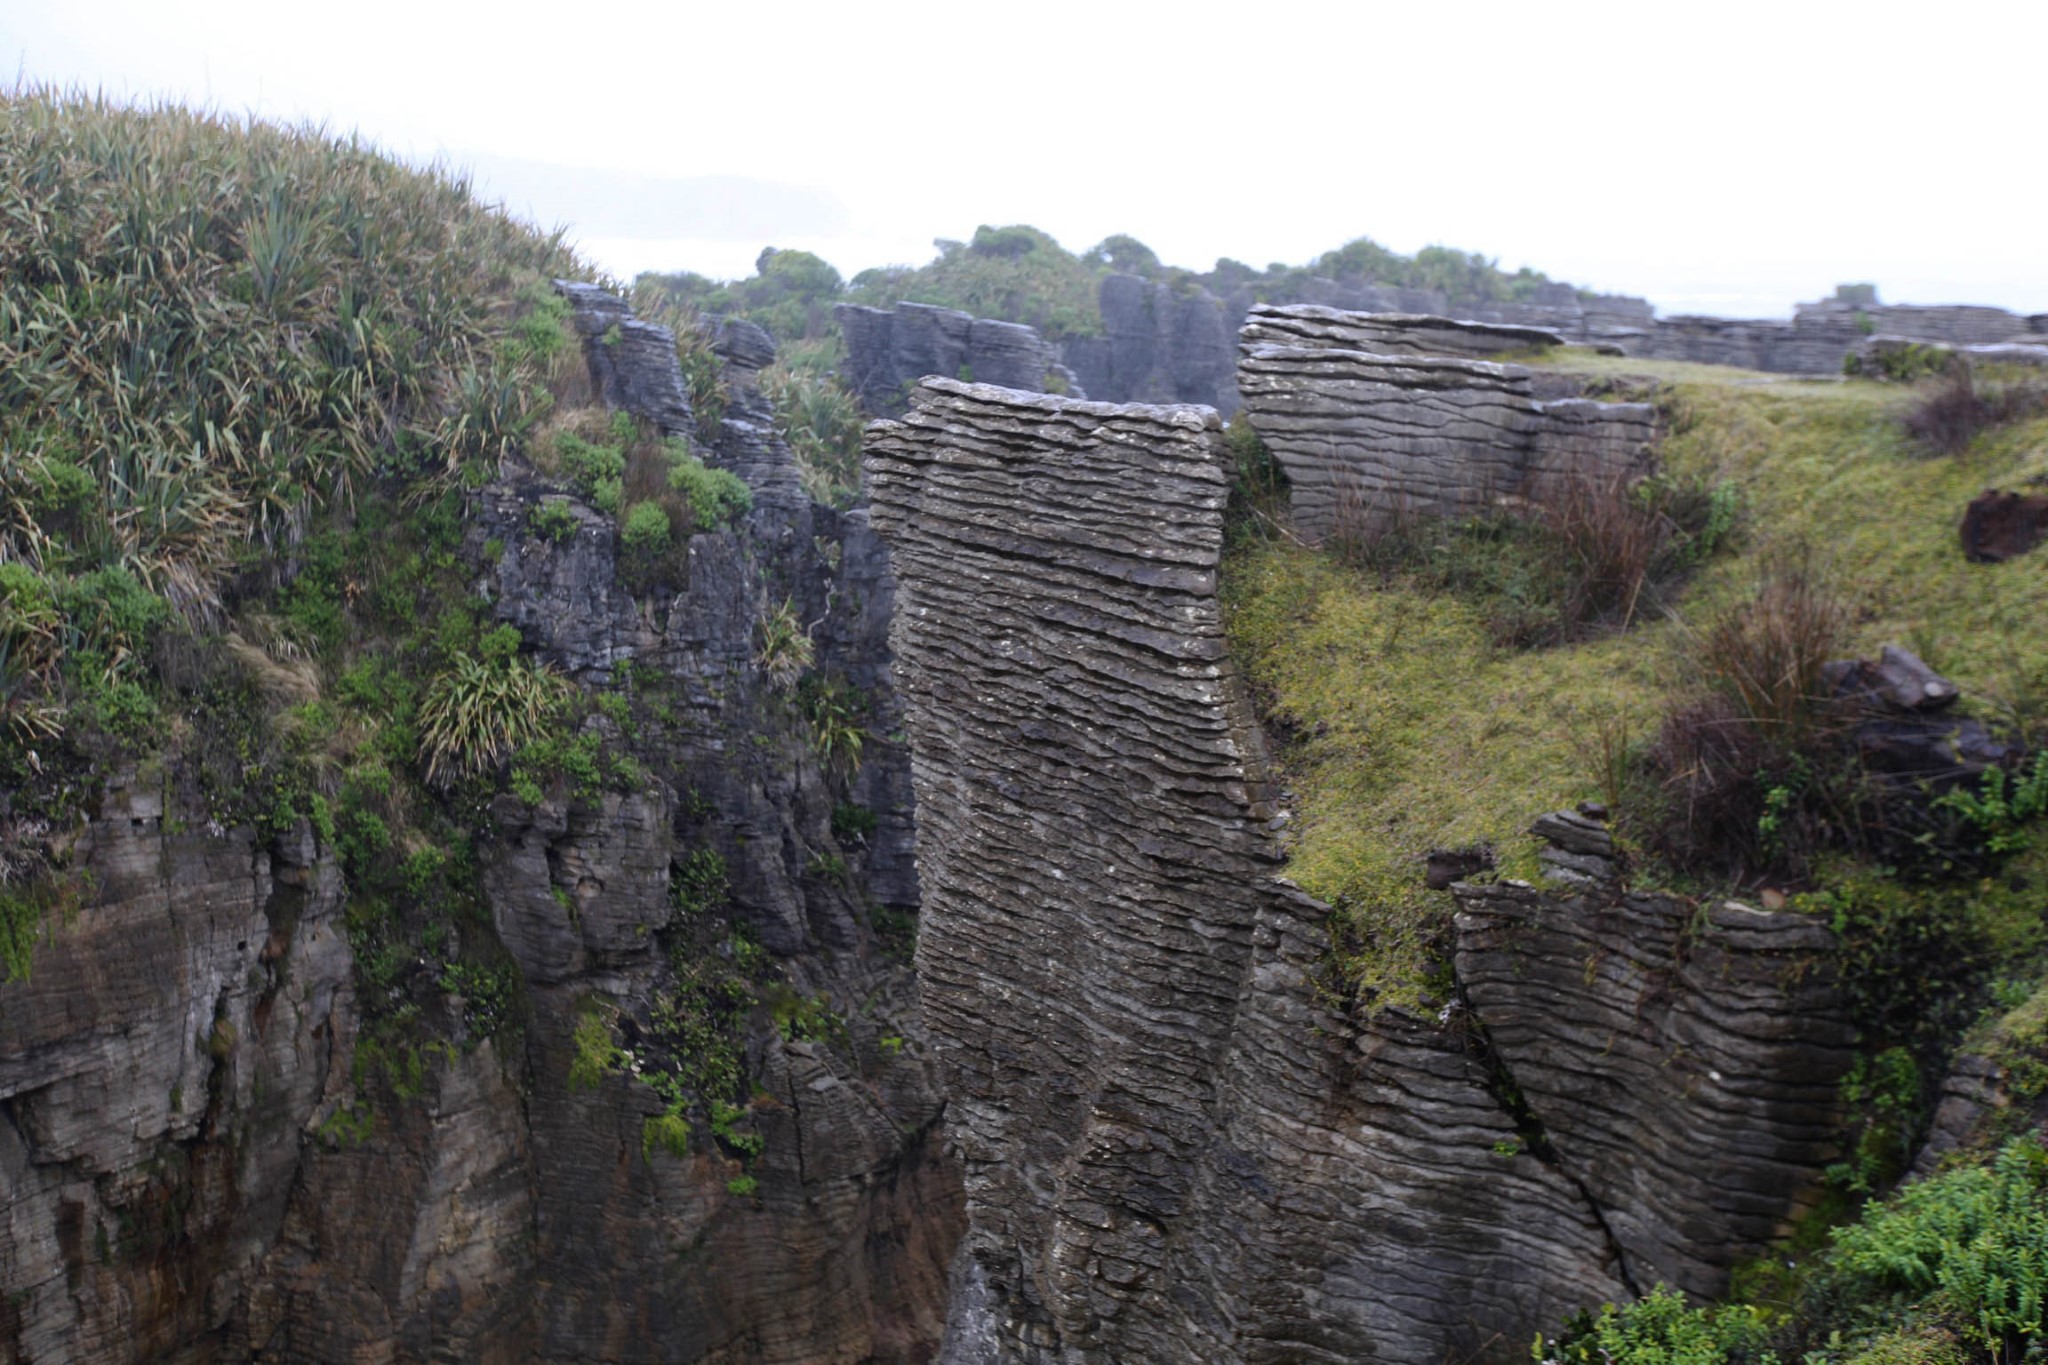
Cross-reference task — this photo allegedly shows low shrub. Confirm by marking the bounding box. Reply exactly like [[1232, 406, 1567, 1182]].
[[666, 445, 752, 530], [529, 499, 578, 543], [1638, 549, 1853, 881], [1327, 470, 1740, 648], [762, 364, 866, 507], [620, 500, 672, 556], [1538, 1285, 1773, 1364], [1903, 367, 2048, 457], [1819, 1135, 2048, 1360]]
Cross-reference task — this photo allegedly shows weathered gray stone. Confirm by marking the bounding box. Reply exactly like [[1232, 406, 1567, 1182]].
[[868, 377, 1857, 1360], [838, 302, 1083, 418], [555, 280, 695, 437], [1240, 303, 1565, 358], [1453, 886, 1856, 1298], [2, 285, 956, 1364], [1236, 307, 1660, 541]]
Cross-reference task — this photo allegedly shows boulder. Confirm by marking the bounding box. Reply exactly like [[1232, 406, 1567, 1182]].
[[1961, 488, 2048, 563]]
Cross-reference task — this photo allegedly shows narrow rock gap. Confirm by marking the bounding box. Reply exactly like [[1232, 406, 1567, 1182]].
[[1452, 976, 1643, 1301]]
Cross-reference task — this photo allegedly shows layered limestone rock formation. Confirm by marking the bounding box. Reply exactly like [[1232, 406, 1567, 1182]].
[[1059, 273, 1654, 416], [1239, 302, 1565, 358], [1455, 873, 1855, 1298], [837, 301, 1083, 417], [1236, 305, 1660, 540], [1057, 271, 2044, 410], [866, 379, 1851, 1362], [0, 286, 958, 1362]]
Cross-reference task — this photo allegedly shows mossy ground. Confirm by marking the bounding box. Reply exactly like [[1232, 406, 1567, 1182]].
[[1223, 356, 2048, 1008]]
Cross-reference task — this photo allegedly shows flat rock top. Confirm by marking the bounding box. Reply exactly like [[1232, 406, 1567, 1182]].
[[1244, 301, 1567, 351], [902, 374, 1222, 429]]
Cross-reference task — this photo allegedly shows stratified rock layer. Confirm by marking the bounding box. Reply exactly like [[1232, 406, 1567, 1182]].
[[838, 302, 1083, 417], [1237, 305, 1659, 540], [1454, 883, 1856, 1298], [868, 381, 1854, 1362], [1240, 303, 1565, 358], [1, 285, 958, 1364]]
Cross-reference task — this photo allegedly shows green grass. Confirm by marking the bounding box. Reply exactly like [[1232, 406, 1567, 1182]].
[[1224, 358, 2048, 1009]]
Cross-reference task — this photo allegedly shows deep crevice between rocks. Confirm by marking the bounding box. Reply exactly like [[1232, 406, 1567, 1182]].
[[1452, 974, 1644, 1301]]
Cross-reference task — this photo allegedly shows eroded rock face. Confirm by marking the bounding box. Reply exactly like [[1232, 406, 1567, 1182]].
[[1454, 881, 1856, 1298], [0, 787, 353, 1363], [1236, 305, 1659, 541], [1, 285, 959, 1363], [868, 380, 1852, 1361], [838, 302, 1083, 418]]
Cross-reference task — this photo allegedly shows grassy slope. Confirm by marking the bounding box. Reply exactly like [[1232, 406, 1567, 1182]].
[[1224, 357, 2048, 1005], [1227, 352, 2048, 1353]]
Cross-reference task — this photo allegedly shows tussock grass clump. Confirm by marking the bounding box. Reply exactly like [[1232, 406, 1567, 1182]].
[[760, 364, 866, 507], [1640, 551, 1856, 882], [416, 647, 566, 786]]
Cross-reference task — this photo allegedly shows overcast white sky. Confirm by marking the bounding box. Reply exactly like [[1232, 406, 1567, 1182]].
[[9, 1, 2045, 317]]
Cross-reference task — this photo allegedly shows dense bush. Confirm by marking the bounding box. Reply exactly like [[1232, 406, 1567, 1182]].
[[665, 445, 752, 529]]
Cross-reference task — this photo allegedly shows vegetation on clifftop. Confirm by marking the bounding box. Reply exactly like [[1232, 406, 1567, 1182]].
[[1225, 360, 2048, 1008], [0, 94, 888, 1200], [1224, 353, 2048, 1358]]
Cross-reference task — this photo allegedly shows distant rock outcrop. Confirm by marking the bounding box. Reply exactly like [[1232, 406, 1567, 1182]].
[[1054, 271, 2045, 411], [1236, 304, 1659, 541], [1616, 300, 2045, 374], [837, 301, 1082, 417], [866, 378, 1851, 1362], [1058, 272, 1240, 413]]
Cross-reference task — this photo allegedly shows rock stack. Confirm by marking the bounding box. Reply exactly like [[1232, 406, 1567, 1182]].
[[866, 379, 1851, 1362], [1236, 303, 1660, 541]]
